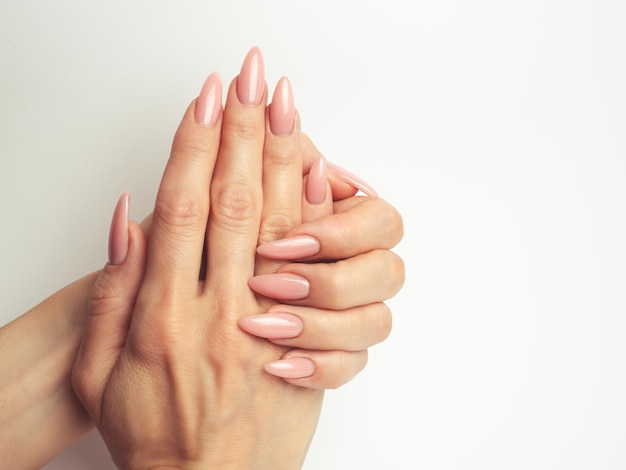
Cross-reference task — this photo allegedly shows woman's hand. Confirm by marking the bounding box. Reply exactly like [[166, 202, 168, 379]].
[[136, 83, 405, 392], [73, 49, 322, 469], [243, 195, 405, 389], [240, 89, 404, 389]]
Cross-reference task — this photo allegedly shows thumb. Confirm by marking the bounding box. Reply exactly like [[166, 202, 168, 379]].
[[72, 192, 147, 417], [302, 156, 332, 223]]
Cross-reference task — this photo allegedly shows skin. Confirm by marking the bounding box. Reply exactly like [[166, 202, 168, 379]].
[[0, 50, 404, 469]]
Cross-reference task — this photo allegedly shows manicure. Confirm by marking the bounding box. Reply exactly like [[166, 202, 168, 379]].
[[108, 192, 130, 265], [269, 76, 295, 136], [265, 357, 315, 379], [248, 273, 310, 300], [239, 312, 303, 339], [327, 161, 378, 197], [306, 156, 327, 205], [257, 235, 320, 260], [237, 46, 265, 106], [195, 72, 222, 127]]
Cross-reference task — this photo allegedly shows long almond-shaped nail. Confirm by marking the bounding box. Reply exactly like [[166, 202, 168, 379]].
[[257, 235, 320, 260], [265, 357, 315, 379], [195, 72, 222, 127], [237, 46, 265, 105], [108, 192, 130, 265], [248, 273, 310, 300], [306, 156, 327, 204], [269, 76, 295, 136], [239, 313, 303, 339], [327, 161, 378, 197]]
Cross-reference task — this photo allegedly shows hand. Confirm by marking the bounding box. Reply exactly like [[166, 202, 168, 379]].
[[239, 79, 404, 389], [136, 92, 405, 392], [73, 49, 322, 469], [243, 195, 404, 389]]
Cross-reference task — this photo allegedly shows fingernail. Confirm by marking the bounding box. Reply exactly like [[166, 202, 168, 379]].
[[265, 357, 315, 379], [257, 235, 320, 260], [239, 312, 303, 339], [237, 46, 265, 106], [306, 156, 327, 205], [108, 192, 130, 265], [195, 72, 222, 127], [248, 273, 310, 300], [327, 161, 378, 197], [269, 76, 295, 136]]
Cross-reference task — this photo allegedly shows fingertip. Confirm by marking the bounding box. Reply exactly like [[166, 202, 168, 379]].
[[269, 76, 295, 136], [278, 350, 368, 390], [195, 72, 223, 127], [327, 161, 378, 198], [108, 192, 130, 266], [264, 357, 315, 379], [305, 156, 327, 205]]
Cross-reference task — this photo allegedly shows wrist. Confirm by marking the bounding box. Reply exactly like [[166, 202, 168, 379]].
[[0, 271, 99, 468]]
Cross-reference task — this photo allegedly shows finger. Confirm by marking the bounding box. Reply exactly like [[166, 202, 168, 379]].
[[238, 302, 392, 351], [301, 156, 333, 223], [264, 349, 368, 390], [255, 77, 302, 277], [72, 194, 147, 417], [143, 72, 222, 297], [248, 249, 405, 309], [205, 47, 267, 294], [327, 161, 378, 197], [300, 133, 358, 200], [256, 197, 404, 261]]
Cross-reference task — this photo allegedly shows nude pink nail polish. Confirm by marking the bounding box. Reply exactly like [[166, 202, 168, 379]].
[[306, 156, 327, 205], [327, 161, 378, 197], [264, 357, 315, 379], [248, 273, 310, 300], [237, 46, 265, 106], [269, 76, 295, 136], [256, 235, 320, 260], [108, 192, 130, 265], [239, 312, 303, 339], [195, 72, 223, 127]]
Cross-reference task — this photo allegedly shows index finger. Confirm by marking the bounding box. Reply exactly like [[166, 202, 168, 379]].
[[142, 72, 223, 298], [257, 197, 403, 262]]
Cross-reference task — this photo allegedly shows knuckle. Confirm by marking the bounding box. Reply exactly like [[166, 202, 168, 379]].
[[258, 212, 297, 245], [371, 198, 404, 247], [373, 302, 393, 343], [223, 117, 263, 142], [170, 137, 213, 163], [324, 264, 351, 309], [88, 273, 124, 316], [325, 351, 368, 390], [375, 249, 406, 297], [388, 251, 406, 292], [211, 184, 259, 229], [154, 190, 205, 240], [264, 142, 298, 167]]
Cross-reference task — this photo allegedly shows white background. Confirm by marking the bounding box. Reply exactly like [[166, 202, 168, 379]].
[[1, 1, 625, 469]]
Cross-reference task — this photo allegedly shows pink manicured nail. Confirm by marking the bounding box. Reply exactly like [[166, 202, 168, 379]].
[[248, 273, 310, 300], [237, 46, 265, 105], [327, 161, 378, 197], [306, 156, 327, 205], [269, 76, 295, 136], [239, 313, 303, 339], [257, 235, 320, 260], [265, 357, 315, 379], [108, 192, 130, 265], [195, 72, 222, 127]]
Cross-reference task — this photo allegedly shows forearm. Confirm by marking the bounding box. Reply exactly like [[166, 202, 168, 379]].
[[0, 271, 98, 469]]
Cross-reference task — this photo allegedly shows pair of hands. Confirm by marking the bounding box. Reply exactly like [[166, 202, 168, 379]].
[[72, 47, 404, 469]]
